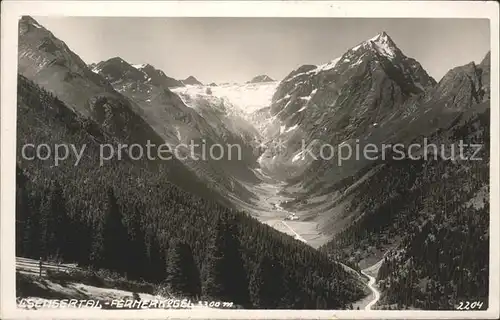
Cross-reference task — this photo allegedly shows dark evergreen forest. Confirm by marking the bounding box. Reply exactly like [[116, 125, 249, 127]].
[[15, 75, 365, 309]]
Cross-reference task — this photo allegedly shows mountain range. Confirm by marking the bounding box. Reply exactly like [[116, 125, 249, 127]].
[[15, 16, 490, 310]]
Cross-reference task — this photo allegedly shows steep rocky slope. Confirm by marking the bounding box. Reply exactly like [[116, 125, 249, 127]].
[[251, 30, 490, 309], [18, 15, 265, 201], [17, 16, 226, 202], [258, 32, 436, 178], [92, 57, 261, 197], [264, 38, 490, 309]]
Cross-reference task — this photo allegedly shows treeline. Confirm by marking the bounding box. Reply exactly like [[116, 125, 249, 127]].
[[15, 75, 365, 309], [321, 107, 490, 309]]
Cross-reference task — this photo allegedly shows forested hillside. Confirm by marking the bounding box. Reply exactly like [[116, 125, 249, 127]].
[[375, 107, 490, 309], [15, 75, 365, 309], [321, 105, 490, 309]]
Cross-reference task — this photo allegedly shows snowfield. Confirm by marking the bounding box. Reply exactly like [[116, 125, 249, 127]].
[[172, 81, 279, 115]]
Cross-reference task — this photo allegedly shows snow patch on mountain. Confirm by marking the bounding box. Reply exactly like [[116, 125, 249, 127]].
[[174, 126, 182, 141], [132, 63, 148, 69], [31, 21, 42, 29], [297, 105, 308, 113], [285, 124, 299, 133], [278, 123, 299, 135], [91, 66, 102, 74], [314, 57, 341, 74], [292, 150, 306, 163], [284, 57, 342, 84]]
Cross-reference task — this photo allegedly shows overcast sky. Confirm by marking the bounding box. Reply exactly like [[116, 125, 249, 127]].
[[33, 17, 490, 83]]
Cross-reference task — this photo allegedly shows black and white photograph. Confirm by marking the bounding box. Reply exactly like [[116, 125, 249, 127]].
[[1, 1, 499, 319]]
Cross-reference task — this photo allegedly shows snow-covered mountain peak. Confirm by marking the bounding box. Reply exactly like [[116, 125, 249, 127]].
[[367, 31, 399, 59], [262, 30, 438, 175], [369, 31, 391, 42], [349, 31, 399, 58], [278, 33, 399, 83]]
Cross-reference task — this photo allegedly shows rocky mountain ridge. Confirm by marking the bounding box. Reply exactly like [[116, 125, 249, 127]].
[[248, 75, 275, 83], [17, 15, 248, 204]]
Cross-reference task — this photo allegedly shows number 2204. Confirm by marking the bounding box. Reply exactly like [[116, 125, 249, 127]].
[[456, 301, 484, 310]]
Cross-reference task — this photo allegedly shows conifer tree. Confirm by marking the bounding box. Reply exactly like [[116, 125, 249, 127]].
[[222, 218, 250, 306], [15, 166, 31, 257], [200, 216, 250, 304], [52, 182, 70, 260], [146, 231, 167, 282], [166, 240, 201, 297], [38, 181, 67, 260], [100, 188, 128, 273], [201, 219, 227, 299], [89, 220, 105, 268], [38, 186, 54, 259], [126, 203, 148, 279], [249, 255, 285, 308]]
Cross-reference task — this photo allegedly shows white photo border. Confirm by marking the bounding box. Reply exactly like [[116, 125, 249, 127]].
[[1, 1, 499, 319]]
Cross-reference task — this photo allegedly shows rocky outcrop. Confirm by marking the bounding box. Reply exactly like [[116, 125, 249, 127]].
[[182, 76, 203, 85], [248, 75, 274, 83], [428, 52, 490, 110], [135, 63, 184, 88]]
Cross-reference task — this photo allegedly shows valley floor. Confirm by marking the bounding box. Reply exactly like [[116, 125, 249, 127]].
[[232, 169, 331, 248], [229, 168, 385, 309]]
